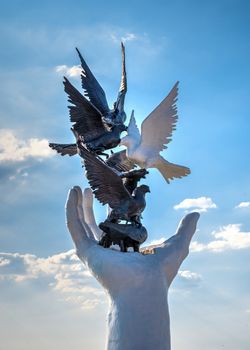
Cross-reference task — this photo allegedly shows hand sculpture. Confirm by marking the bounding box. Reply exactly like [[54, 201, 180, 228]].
[[66, 186, 200, 350]]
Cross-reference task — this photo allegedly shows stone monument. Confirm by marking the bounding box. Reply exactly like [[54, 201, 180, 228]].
[[50, 44, 200, 349]]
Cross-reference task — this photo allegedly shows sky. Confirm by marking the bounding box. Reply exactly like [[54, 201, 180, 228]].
[[0, 0, 250, 349]]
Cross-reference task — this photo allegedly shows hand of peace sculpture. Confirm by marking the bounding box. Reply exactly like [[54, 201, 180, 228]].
[[66, 186, 200, 350]]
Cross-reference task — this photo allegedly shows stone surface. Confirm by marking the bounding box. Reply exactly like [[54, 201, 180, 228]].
[[66, 187, 200, 350]]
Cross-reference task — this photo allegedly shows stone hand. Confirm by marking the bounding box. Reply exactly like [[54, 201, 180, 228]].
[[66, 186, 200, 350]]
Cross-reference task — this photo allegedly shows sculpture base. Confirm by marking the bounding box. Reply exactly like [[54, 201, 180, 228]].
[[99, 221, 147, 252]]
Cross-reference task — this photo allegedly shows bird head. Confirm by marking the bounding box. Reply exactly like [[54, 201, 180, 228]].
[[110, 105, 127, 127], [140, 169, 149, 178], [138, 184, 151, 194], [117, 123, 127, 132]]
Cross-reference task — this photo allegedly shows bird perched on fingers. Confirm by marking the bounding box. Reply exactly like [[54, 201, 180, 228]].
[[120, 82, 191, 183], [78, 143, 150, 226]]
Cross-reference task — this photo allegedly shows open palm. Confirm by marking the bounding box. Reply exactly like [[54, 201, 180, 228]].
[[66, 186, 199, 350]]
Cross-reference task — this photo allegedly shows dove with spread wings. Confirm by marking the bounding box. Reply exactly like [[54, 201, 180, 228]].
[[78, 144, 150, 226], [120, 82, 191, 183], [49, 43, 127, 157], [76, 42, 127, 127]]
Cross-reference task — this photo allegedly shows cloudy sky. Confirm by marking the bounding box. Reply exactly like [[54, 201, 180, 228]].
[[0, 0, 250, 349]]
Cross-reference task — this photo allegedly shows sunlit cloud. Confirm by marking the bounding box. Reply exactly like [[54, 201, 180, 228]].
[[122, 33, 137, 43], [235, 201, 250, 209], [0, 250, 104, 309], [178, 270, 202, 282], [111, 32, 137, 43], [0, 129, 54, 162], [0, 257, 10, 267], [55, 64, 82, 77], [191, 224, 250, 252], [174, 197, 217, 213], [170, 270, 202, 293], [0, 249, 201, 306]]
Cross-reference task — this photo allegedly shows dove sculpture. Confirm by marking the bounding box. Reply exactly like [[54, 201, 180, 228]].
[[49, 77, 127, 156], [78, 144, 150, 226], [76, 42, 127, 126], [49, 43, 127, 157], [120, 82, 190, 183]]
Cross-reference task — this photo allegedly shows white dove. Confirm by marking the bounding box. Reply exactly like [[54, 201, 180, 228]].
[[120, 82, 190, 183]]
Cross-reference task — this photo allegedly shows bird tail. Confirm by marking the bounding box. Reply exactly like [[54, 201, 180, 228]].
[[156, 156, 191, 183], [49, 143, 78, 156]]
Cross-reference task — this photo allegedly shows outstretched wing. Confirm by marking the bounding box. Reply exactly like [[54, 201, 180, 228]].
[[127, 110, 141, 144], [139, 82, 179, 154], [76, 48, 110, 115], [49, 143, 77, 156], [64, 77, 107, 143], [106, 150, 136, 172], [115, 42, 127, 115], [78, 144, 131, 208]]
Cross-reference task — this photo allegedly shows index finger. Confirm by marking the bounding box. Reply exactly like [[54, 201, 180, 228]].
[[66, 187, 93, 249]]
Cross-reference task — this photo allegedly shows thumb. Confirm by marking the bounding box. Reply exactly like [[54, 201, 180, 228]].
[[175, 212, 200, 239]]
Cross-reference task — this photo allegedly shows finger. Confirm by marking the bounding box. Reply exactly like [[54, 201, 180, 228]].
[[160, 211, 200, 257], [82, 188, 102, 240], [154, 212, 200, 285], [73, 186, 96, 241], [73, 185, 84, 221], [66, 187, 91, 247], [175, 212, 200, 238]]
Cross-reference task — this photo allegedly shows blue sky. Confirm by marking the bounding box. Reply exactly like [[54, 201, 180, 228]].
[[0, 0, 250, 349]]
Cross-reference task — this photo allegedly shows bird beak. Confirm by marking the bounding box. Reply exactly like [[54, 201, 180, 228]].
[[120, 125, 127, 133]]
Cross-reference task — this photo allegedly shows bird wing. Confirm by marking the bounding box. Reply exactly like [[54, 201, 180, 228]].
[[115, 42, 127, 116], [127, 110, 141, 144], [49, 143, 77, 156], [76, 48, 110, 115], [106, 150, 136, 172], [63, 77, 107, 143], [78, 144, 132, 208], [139, 82, 179, 154]]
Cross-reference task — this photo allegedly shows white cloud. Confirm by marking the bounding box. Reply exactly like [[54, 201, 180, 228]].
[[122, 33, 137, 43], [178, 270, 202, 282], [235, 201, 250, 209], [0, 250, 105, 309], [0, 257, 10, 267], [111, 32, 137, 44], [191, 224, 250, 253], [0, 129, 54, 162], [55, 65, 82, 77], [174, 197, 217, 213], [0, 249, 203, 304]]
